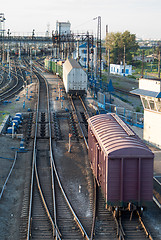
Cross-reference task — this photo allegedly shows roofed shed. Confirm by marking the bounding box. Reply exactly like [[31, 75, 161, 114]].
[[88, 113, 154, 207]]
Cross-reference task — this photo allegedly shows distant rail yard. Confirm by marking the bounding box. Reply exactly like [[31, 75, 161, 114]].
[[0, 17, 161, 240]]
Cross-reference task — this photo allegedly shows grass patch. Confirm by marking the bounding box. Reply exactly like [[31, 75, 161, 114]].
[[0, 113, 9, 124], [10, 105, 16, 109], [114, 82, 120, 87], [0, 111, 10, 114]]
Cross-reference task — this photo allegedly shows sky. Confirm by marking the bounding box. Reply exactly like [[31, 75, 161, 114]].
[[1, 0, 161, 40]]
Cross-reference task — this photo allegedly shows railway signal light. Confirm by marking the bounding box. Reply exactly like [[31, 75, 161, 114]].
[[53, 35, 59, 43]]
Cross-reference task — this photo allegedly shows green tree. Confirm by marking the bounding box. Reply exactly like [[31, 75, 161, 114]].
[[105, 30, 139, 65]]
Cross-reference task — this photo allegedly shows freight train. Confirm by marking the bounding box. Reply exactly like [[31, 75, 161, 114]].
[[88, 113, 154, 212], [44, 57, 87, 96], [44, 57, 63, 79]]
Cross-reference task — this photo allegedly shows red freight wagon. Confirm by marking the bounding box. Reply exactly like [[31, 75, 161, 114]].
[[88, 113, 154, 208]]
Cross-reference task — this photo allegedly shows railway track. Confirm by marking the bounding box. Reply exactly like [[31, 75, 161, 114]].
[[119, 210, 153, 240], [70, 96, 89, 149], [0, 69, 9, 89], [153, 176, 161, 208], [0, 59, 25, 101], [25, 71, 56, 239], [92, 185, 118, 240], [34, 59, 45, 72], [114, 86, 140, 98], [0, 58, 159, 239], [19, 60, 155, 240], [70, 93, 155, 240], [70, 95, 120, 239], [2, 57, 153, 239], [20, 70, 92, 239]]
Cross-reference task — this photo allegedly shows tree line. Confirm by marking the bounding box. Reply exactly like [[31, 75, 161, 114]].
[[105, 30, 139, 65]]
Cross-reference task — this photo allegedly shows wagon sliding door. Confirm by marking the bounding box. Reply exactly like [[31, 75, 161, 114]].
[[123, 158, 138, 203], [122, 157, 153, 204]]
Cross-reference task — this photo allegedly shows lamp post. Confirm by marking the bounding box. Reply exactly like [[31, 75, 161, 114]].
[[0, 13, 6, 64], [30, 48, 32, 84], [6, 29, 11, 79], [7, 29, 11, 63], [158, 49, 160, 79], [93, 16, 102, 80]]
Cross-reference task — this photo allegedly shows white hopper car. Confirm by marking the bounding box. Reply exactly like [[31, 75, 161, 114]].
[[63, 58, 87, 96]]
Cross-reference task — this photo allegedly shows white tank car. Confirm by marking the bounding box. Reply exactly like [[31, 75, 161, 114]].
[[63, 58, 87, 95]]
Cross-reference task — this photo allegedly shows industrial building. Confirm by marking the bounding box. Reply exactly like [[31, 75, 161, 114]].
[[56, 21, 71, 35], [131, 78, 161, 148], [76, 42, 96, 69], [110, 63, 132, 76]]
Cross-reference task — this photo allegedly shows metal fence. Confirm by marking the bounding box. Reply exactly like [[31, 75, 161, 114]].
[[97, 92, 143, 128]]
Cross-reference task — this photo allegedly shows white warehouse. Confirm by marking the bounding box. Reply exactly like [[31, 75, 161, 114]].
[[63, 58, 87, 95], [110, 64, 132, 76]]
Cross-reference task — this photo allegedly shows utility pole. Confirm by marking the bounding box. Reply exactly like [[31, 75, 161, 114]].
[[7, 29, 10, 64], [94, 16, 102, 80], [105, 24, 110, 80], [0, 13, 6, 64], [124, 45, 126, 75], [105, 25, 108, 71], [30, 48, 32, 84], [91, 35, 94, 80], [158, 49, 160, 79], [87, 31, 90, 75], [19, 42, 21, 61], [97, 16, 102, 80], [77, 40, 79, 62], [108, 48, 110, 80], [141, 50, 144, 78]]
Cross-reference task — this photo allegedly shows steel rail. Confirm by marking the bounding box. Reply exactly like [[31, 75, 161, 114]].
[[0, 72, 18, 96], [70, 96, 89, 150], [90, 179, 97, 240], [153, 176, 161, 208], [0, 67, 25, 101], [118, 210, 153, 240], [39, 67, 93, 239], [36, 70, 90, 239], [34, 154, 60, 238], [26, 70, 62, 239], [0, 72, 12, 91], [0, 68, 5, 85], [50, 148, 90, 240], [79, 96, 90, 119], [34, 70, 61, 239], [90, 180, 123, 240], [45, 70, 60, 238], [116, 217, 125, 240], [153, 196, 161, 209], [0, 151, 18, 200], [26, 69, 39, 240], [153, 176, 161, 186], [136, 210, 153, 240], [32, 61, 91, 238]]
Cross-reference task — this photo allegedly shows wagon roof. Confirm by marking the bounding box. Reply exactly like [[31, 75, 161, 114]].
[[64, 58, 81, 72], [88, 113, 154, 158]]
